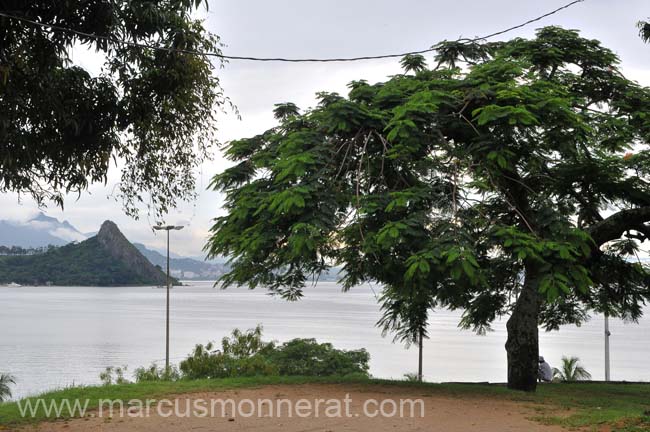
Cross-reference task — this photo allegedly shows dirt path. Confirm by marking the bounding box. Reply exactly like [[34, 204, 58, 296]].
[[22, 384, 566, 432]]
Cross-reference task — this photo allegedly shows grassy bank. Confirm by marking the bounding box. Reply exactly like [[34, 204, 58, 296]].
[[1, 377, 649, 430]]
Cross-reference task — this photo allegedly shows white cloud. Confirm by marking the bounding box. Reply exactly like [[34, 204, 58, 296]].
[[50, 227, 87, 243]]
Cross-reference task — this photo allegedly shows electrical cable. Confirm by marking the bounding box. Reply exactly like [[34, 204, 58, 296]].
[[0, 0, 586, 63]]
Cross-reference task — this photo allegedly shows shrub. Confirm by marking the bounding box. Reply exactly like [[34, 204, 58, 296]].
[[179, 342, 223, 379], [228, 354, 279, 377], [134, 363, 181, 382], [403, 373, 420, 382], [266, 338, 369, 377], [180, 326, 369, 379], [180, 327, 279, 379], [99, 366, 130, 385], [221, 326, 274, 358]]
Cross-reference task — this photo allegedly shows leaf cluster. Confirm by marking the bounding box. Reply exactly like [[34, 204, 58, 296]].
[[207, 27, 650, 342], [0, 0, 226, 219]]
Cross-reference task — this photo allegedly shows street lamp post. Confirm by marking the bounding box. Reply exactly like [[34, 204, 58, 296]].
[[418, 328, 424, 382], [604, 313, 611, 381], [153, 224, 184, 374]]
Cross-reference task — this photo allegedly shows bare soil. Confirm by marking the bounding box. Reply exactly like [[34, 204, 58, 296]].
[[21, 384, 567, 432]]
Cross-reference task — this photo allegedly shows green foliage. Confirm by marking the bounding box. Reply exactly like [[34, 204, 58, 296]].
[[0, 373, 15, 402], [0, 245, 59, 256], [433, 40, 496, 69], [493, 226, 594, 301], [552, 356, 592, 382], [0, 237, 170, 286], [639, 20, 650, 43], [178, 326, 280, 380], [220, 325, 272, 358], [180, 326, 369, 379], [273, 103, 300, 120], [207, 26, 650, 387], [400, 54, 427, 74], [99, 366, 130, 386], [101, 360, 182, 385], [265, 339, 370, 376], [403, 372, 420, 382], [0, 1, 226, 218], [133, 364, 181, 383]]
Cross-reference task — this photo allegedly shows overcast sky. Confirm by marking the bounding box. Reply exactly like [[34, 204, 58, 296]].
[[1, 0, 649, 255]]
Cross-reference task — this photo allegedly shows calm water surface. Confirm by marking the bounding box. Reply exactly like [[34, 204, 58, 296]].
[[1, 281, 649, 399]]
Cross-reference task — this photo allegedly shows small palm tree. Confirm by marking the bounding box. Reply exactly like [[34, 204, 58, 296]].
[[553, 356, 592, 382], [0, 374, 16, 402]]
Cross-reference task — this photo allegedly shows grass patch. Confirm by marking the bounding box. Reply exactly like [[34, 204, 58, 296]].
[[0, 377, 649, 430], [530, 382, 650, 430]]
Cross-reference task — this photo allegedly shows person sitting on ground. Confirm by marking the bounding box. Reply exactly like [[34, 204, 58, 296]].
[[538, 356, 553, 382]]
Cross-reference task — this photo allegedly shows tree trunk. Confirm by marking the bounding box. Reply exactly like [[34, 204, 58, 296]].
[[505, 261, 541, 392]]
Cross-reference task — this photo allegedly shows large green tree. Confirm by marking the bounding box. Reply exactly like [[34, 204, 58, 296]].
[[207, 27, 650, 391], [0, 0, 225, 218]]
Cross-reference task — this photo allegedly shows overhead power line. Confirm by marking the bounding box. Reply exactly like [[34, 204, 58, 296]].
[[0, 0, 586, 63]]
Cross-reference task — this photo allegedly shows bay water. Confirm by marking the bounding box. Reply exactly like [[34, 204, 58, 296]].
[[1, 281, 648, 400]]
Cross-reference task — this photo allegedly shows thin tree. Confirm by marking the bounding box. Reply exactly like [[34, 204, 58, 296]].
[[378, 283, 436, 381]]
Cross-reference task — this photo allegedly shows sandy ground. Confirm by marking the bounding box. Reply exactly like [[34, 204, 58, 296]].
[[18, 384, 566, 432]]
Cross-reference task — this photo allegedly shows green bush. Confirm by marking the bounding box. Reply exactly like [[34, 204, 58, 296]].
[[179, 343, 221, 379], [180, 326, 369, 379], [228, 354, 279, 377], [221, 326, 274, 358], [179, 328, 278, 379], [403, 372, 420, 382], [267, 338, 369, 376], [180, 348, 275, 380], [99, 366, 129, 385], [133, 364, 181, 382]]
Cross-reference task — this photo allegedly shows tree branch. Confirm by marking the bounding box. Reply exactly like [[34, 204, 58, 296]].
[[589, 207, 650, 246]]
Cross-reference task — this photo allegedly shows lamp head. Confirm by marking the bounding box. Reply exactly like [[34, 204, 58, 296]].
[[153, 225, 184, 231]]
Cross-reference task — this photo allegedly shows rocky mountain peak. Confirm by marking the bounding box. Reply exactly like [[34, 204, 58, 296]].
[[0, 220, 174, 286], [97, 220, 122, 238], [94, 221, 170, 285]]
